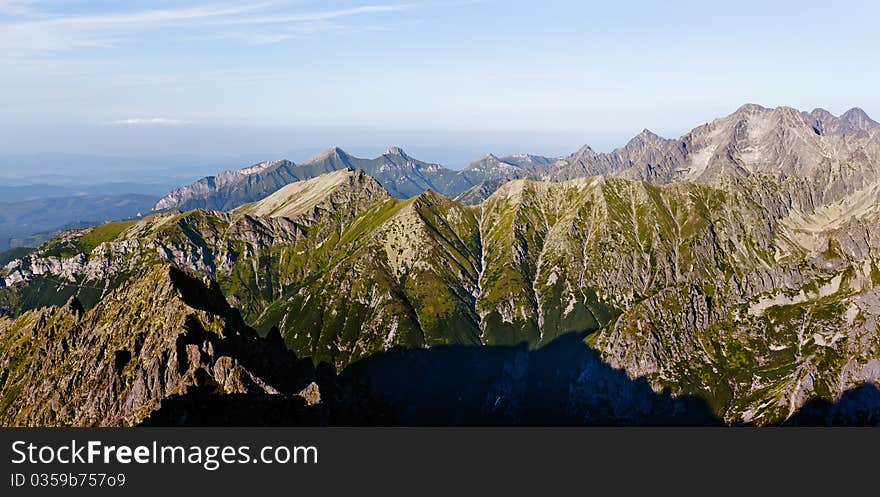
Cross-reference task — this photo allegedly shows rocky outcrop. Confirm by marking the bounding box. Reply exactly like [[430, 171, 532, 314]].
[[0, 265, 317, 426]]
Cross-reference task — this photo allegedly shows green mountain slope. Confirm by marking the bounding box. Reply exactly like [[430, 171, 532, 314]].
[[262, 189, 482, 365], [3, 107, 880, 424]]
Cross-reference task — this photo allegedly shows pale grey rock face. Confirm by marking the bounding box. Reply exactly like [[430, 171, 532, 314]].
[[153, 159, 300, 211], [459, 154, 530, 183], [451, 104, 880, 207]]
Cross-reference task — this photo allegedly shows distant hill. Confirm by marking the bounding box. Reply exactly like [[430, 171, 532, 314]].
[[0, 194, 156, 249], [151, 146, 560, 211]]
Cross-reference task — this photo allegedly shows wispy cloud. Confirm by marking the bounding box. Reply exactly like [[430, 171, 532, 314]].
[[221, 4, 412, 25], [0, 0, 36, 16], [0, 3, 266, 54], [189, 16, 412, 45], [111, 118, 193, 126], [0, 2, 416, 55], [25, 4, 261, 28]]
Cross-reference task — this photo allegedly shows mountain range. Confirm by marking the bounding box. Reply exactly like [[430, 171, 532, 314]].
[[2, 104, 880, 426], [153, 104, 880, 210]]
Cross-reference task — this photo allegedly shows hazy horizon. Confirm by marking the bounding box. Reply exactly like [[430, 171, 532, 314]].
[[3, 100, 878, 175], [2, 0, 879, 173]]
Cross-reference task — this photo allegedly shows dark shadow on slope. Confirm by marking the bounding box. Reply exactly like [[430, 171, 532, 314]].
[[142, 330, 723, 426], [336, 332, 721, 426], [142, 390, 316, 426], [168, 266, 232, 317], [141, 360, 396, 426], [140, 314, 880, 426], [168, 267, 318, 394], [136, 268, 321, 427], [782, 383, 880, 426]]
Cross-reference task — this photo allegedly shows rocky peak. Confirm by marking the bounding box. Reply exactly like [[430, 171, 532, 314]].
[[384, 146, 409, 158], [733, 103, 769, 115], [638, 128, 661, 140], [806, 108, 839, 135], [306, 146, 350, 164], [840, 107, 879, 132], [573, 144, 597, 158], [767, 106, 814, 131], [413, 188, 443, 204], [725, 103, 774, 127], [809, 108, 835, 120], [626, 129, 664, 148], [462, 154, 524, 175], [235, 168, 389, 219], [506, 153, 546, 163], [500, 154, 554, 171], [239, 159, 291, 175]]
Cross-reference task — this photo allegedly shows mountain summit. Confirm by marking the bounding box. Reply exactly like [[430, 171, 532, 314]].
[[383, 146, 408, 157], [840, 107, 880, 133], [304, 146, 353, 165]]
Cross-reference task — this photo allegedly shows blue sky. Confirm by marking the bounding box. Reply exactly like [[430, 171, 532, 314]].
[[1, 0, 879, 166]]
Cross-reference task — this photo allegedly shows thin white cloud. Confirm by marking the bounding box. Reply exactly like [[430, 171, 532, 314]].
[[111, 118, 193, 126], [0, 3, 265, 54], [0, 0, 35, 15], [221, 4, 412, 25], [0, 2, 414, 54], [26, 5, 261, 28]]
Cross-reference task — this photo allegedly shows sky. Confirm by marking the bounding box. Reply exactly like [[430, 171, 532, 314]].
[[1, 0, 879, 168]]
